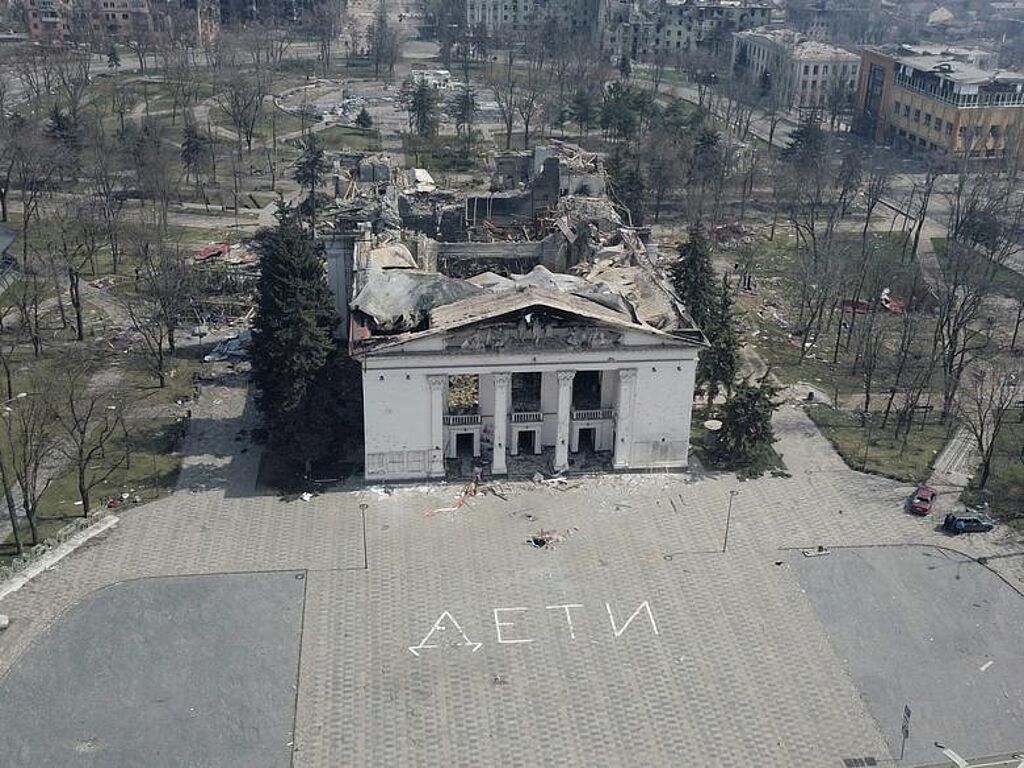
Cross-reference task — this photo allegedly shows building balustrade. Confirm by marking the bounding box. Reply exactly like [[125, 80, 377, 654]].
[[572, 408, 615, 421], [443, 413, 481, 426], [894, 73, 1024, 108], [510, 411, 543, 423]]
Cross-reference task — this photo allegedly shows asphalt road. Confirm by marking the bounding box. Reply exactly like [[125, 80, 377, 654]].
[[0, 571, 306, 768], [790, 545, 1024, 766]]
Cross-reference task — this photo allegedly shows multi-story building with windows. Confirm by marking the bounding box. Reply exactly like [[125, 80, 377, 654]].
[[604, 0, 770, 61], [465, 0, 606, 43], [854, 44, 1024, 158], [24, 0, 156, 41], [731, 27, 859, 111]]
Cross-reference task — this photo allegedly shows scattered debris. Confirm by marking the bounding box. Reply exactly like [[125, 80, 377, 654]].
[[426, 478, 480, 517], [300, 492, 313, 502], [527, 527, 579, 550], [801, 546, 832, 557], [492, 674, 508, 686], [0, 614, 8, 631], [203, 330, 252, 363]]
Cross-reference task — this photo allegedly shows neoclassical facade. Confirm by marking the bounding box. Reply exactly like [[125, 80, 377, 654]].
[[352, 286, 702, 481]]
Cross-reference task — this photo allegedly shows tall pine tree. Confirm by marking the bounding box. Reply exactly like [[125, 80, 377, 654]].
[[697, 275, 739, 406], [251, 205, 345, 479], [668, 226, 716, 329], [719, 377, 781, 465]]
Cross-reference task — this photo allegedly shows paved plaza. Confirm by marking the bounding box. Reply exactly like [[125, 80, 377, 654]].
[[1, 381, 1023, 767]]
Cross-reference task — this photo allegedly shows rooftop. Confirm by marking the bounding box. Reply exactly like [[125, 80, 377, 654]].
[[734, 26, 858, 60], [894, 55, 1024, 86]]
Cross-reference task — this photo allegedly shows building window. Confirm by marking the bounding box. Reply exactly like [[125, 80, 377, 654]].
[[913, 109, 920, 123], [893, 100, 901, 115], [812, 64, 819, 75], [945, 121, 953, 135], [803, 64, 809, 75], [923, 113, 931, 128], [822, 64, 828, 75], [811, 80, 816, 89], [991, 125, 1001, 139]]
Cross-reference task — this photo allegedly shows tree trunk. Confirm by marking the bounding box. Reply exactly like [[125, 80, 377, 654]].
[[69, 268, 84, 341], [24, 502, 38, 546], [78, 463, 90, 517], [1, 461, 21, 555]]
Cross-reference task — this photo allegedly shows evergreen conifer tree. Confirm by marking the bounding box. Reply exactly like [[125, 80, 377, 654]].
[[251, 206, 345, 479], [668, 226, 716, 329], [697, 275, 739, 405], [719, 377, 781, 464]]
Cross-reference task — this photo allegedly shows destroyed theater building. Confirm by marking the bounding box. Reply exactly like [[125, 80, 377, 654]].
[[326, 144, 706, 482]]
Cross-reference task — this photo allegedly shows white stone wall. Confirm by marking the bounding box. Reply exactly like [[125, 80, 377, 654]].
[[361, 341, 699, 481]]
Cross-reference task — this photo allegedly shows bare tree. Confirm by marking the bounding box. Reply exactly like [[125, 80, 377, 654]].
[[216, 74, 267, 156], [50, 355, 129, 517], [309, 0, 344, 76], [956, 363, 1022, 489], [2, 389, 58, 546], [52, 50, 93, 128], [124, 290, 169, 388], [491, 47, 519, 150], [933, 171, 1024, 418], [368, 0, 401, 79], [132, 238, 195, 356]]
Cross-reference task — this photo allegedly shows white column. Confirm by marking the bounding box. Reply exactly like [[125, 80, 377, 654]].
[[614, 368, 637, 469], [428, 375, 446, 477], [554, 370, 575, 472], [492, 372, 510, 475]]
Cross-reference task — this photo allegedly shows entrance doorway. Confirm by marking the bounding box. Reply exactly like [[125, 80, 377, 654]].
[[576, 427, 596, 453], [455, 433, 475, 458], [517, 430, 536, 455]]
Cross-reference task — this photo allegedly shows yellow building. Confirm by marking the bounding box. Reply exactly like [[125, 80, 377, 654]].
[[854, 44, 1024, 158]]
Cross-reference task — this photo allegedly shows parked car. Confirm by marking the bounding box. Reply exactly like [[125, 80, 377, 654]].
[[907, 484, 937, 515], [942, 511, 996, 534]]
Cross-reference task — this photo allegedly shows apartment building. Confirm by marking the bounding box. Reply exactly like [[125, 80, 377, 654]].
[[604, 0, 770, 61], [731, 27, 859, 110], [465, 0, 606, 42], [24, 0, 156, 41], [854, 44, 1024, 157]]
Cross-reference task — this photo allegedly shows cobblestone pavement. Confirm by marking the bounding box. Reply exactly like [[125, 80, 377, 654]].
[[2, 384, 1022, 767]]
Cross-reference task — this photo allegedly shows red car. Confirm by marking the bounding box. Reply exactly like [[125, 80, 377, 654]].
[[908, 485, 937, 515]]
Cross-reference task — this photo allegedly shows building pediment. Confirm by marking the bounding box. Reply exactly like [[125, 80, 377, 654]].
[[446, 314, 623, 353]]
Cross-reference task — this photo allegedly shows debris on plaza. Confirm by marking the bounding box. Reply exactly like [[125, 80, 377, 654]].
[[527, 527, 579, 550], [801, 546, 832, 557]]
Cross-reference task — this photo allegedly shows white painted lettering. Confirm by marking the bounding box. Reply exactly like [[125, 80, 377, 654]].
[[493, 607, 535, 644], [605, 601, 659, 638], [545, 603, 584, 640], [408, 611, 483, 656]]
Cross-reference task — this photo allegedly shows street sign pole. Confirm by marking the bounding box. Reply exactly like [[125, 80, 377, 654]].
[[900, 704, 912, 761]]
